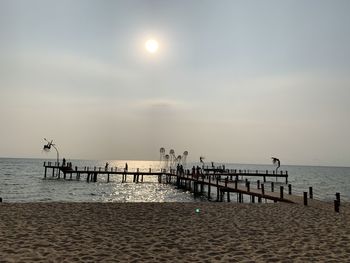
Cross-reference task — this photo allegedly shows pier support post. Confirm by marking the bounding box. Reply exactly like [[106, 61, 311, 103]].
[[216, 187, 220, 201], [271, 182, 274, 192], [258, 196, 262, 203], [239, 193, 243, 203], [309, 187, 313, 199], [44, 166, 47, 179], [227, 192, 230, 202], [280, 186, 284, 199], [261, 184, 265, 195], [288, 184, 292, 195], [208, 176, 211, 200], [235, 179, 237, 189], [247, 181, 250, 192], [136, 168, 140, 183], [257, 180, 260, 189], [220, 190, 224, 202], [252, 195, 255, 203], [336, 192, 340, 205], [303, 192, 308, 206], [334, 200, 340, 213], [285, 171, 288, 184]]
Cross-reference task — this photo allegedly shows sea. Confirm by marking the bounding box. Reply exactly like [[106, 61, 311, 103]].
[[1, 158, 350, 203]]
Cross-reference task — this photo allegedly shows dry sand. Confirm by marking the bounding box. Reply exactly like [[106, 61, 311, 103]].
[[0, 202, 350, 262]]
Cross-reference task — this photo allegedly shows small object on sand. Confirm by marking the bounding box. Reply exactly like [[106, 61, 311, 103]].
[[195, 208, 200, 213]]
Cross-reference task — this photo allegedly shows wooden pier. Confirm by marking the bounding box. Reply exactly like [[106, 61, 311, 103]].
[[42, 161, 344, 211], [43, 161, 296, 204], [203, 168, 288, 183], [43, 162, 164, 183]]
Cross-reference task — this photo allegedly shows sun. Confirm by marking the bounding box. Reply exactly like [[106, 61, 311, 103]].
[[145, 39, 159, 53]]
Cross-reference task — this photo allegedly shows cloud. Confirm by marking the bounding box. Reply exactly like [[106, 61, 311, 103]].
[[143, 98, 183, 109]]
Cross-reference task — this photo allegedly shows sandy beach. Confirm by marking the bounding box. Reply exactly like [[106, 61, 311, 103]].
[[0, 202, 349, 262]]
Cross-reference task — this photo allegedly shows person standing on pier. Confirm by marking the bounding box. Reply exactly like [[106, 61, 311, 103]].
[[196, 166, 201, 179], [180, 165, 184, 175], [176, 164, 180, 175], [125, 162, 128, 172], [271, 157, 281, 173], [105, 162, 109, 171], [62, 158, 66, 167]]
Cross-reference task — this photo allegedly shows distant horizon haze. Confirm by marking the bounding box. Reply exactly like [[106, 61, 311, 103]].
[[0, 155, 349, 169]]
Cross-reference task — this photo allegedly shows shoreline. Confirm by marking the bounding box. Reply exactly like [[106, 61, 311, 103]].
[[1, 202, 350, 262]]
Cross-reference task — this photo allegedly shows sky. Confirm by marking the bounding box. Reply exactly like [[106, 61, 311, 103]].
[[0, 0, 350, 166]]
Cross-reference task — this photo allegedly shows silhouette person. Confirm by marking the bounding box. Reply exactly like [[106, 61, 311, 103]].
[[271, 157, 281, 173]]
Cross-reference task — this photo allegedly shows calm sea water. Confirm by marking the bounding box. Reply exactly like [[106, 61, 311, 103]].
[[0, 158, 349, 202]]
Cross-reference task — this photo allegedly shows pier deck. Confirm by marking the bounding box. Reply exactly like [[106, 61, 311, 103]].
[[42, 162, 301, 205], [42, 161, 342, 213]]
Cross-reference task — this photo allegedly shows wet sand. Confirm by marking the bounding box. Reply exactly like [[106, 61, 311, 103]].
[[0, 202, 350, 262]]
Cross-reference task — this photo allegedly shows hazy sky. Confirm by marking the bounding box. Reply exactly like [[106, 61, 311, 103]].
[[1, 0, 350, 166]]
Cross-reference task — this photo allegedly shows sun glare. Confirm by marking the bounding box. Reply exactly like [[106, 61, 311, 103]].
[[145, 39, 159, 53]]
